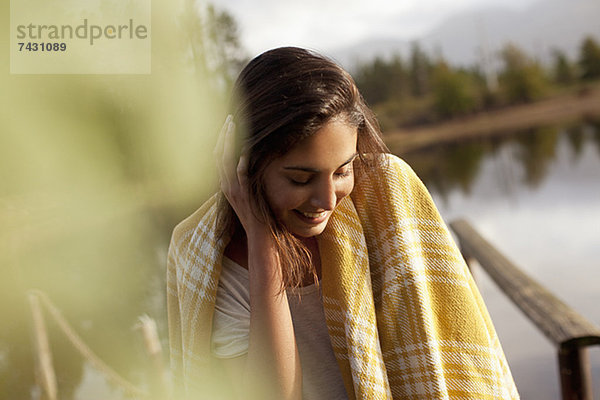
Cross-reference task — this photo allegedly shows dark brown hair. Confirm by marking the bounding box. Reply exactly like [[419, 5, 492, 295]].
[[219, 46, 388, 289]]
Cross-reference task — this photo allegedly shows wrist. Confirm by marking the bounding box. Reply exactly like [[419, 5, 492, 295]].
[[246, 227, 283, 286], [246, 223, 275, 246]]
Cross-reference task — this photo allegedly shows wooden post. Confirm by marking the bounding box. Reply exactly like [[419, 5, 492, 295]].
[[28, 292, 58, 400], [137, 315, 169, 400], [558, 345, 593, 400]]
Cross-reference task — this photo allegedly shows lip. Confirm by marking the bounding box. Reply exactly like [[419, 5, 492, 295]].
[[293, 209, 330, 225]]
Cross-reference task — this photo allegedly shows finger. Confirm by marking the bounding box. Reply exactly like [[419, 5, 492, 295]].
[[216, 115, 233, 186], [237, 154, 249, 184], [222, 119, 237, 183], [215, 117, 231, 186], [214, 114, 232, 160], [220, 122, 239, 199]]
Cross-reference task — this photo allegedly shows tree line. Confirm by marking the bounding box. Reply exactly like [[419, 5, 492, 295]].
[[353, 36, 600, 130], [186, 6, 600, 132]]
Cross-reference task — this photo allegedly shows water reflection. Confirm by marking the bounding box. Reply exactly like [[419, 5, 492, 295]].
[[516, 126, 560, 187], [565, 124, 586, 157], [590, 119, 600, 155], [401, 118, 600, 199]]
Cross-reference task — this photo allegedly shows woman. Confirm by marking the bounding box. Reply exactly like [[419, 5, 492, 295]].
[[167, 47, 519, 400]]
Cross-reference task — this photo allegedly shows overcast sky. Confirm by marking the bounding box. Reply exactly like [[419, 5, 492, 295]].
[[210, 0, 542, 57]]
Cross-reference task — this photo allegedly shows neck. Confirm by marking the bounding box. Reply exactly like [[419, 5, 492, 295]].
[[300, 236, 321, 284]]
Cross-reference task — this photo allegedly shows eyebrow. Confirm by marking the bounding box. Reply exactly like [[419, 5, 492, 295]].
[[283, 152, 359, 173]]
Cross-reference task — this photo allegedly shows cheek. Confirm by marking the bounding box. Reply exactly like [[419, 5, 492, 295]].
[[337, 177, 355, 202], [265, 183, 305, 215]]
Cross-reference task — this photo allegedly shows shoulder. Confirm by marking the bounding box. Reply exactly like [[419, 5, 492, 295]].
[[168, 192, 224, 270], [380, 153, 419, 177], [357, 153, 424, 192], [172, 193, 220, 242], [352, 153, 438, 218]]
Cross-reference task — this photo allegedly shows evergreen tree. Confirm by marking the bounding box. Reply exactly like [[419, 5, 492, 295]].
[[409, 42, 432, 97], [552, 49, 575, 85], [579, 36, 600, 81], [432, 62, 478, 119], [180, 2, 247, 92], [499, 43, 548, 103], [354, 54, 407, 105]]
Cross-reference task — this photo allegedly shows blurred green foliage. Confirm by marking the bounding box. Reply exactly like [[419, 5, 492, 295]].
[[1, 0, 244, 398]]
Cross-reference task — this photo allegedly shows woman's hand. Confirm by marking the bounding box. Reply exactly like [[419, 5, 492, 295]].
[[214, 115, 265, 236]]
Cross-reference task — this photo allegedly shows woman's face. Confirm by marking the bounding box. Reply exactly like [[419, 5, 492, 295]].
[[263, 120, 358, 238]]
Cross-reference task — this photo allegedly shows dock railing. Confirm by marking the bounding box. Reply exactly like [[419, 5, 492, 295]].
[[450, 219, 600, 400], [28, 289, 169, 400]]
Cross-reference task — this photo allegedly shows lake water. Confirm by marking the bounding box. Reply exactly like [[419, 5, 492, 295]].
[[397, 120, 600, 399]]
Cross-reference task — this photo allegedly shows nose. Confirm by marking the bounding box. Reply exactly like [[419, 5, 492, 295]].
[[310, 177, 337, 210]]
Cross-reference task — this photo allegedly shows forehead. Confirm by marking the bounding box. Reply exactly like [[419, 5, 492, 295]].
[[277, 120, 358, 166]]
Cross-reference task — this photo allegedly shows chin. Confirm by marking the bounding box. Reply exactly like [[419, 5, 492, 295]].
[[288, 221, 329, 238], [293, 227, 325, 238]]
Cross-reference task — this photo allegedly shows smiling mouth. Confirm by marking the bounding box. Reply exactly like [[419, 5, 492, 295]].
[[293, 209, 329, 223], [301, 210, 326, 218]]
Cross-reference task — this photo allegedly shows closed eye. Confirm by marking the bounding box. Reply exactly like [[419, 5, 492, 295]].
[[288, 172, 314, 185], [285, 153, 357, 184], [335, 170, 352, 178], [334, 164, 354, 179], [290, 178, 311, 186]]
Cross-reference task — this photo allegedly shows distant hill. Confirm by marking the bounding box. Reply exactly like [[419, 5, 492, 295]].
[[331, 0, 600, 71]]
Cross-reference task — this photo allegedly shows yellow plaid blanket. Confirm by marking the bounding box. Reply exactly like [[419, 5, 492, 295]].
[[167, 154, 519, 399]]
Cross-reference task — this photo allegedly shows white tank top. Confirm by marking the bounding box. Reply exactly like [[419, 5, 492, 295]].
[[211, 256, 349, 400]]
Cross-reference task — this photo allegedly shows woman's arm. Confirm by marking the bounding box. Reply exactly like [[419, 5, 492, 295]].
[[216, 116, 302, 399], [244, 228, 302, 399]]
